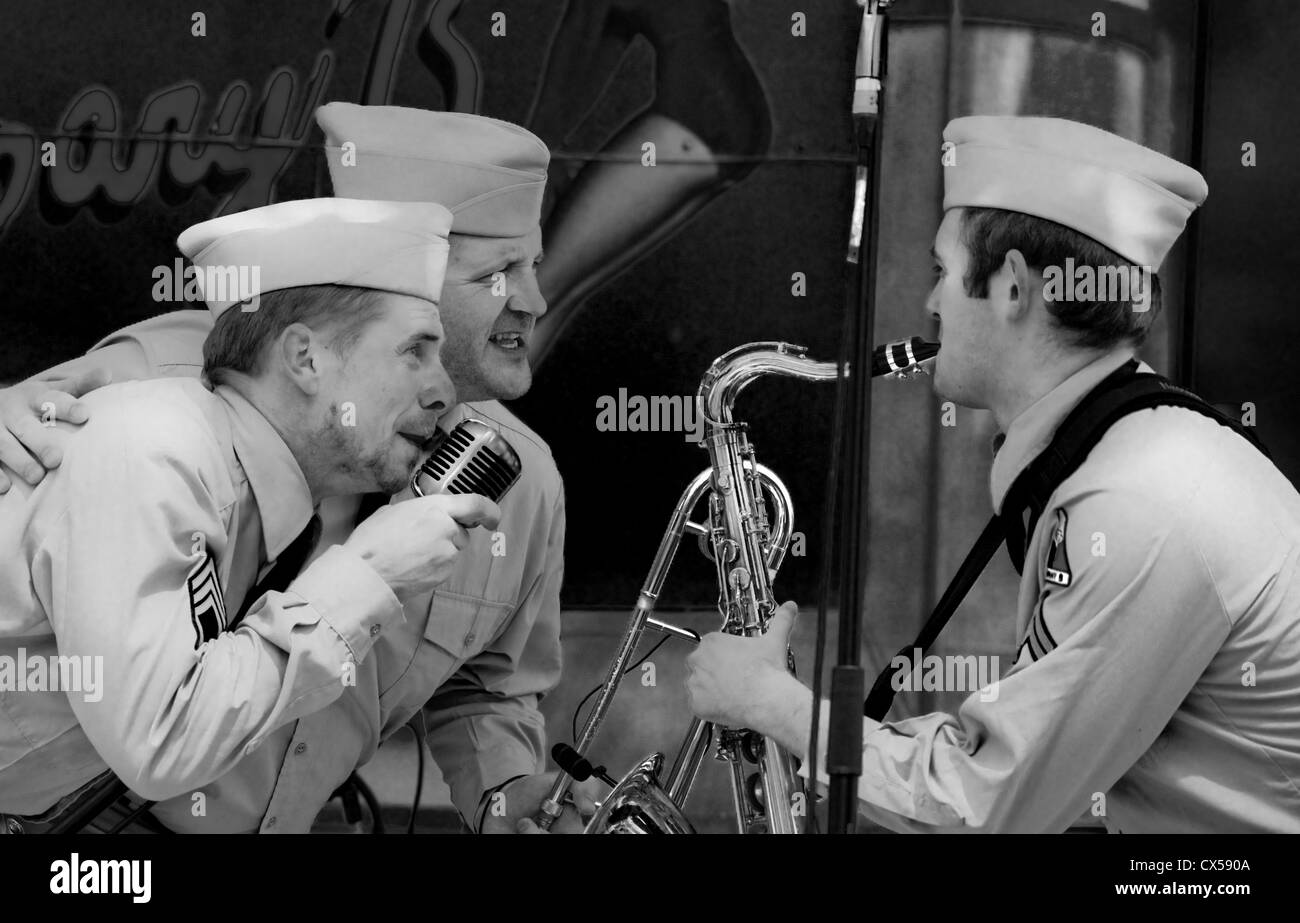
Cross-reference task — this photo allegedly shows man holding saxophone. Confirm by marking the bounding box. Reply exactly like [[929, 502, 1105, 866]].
[[685, 116, 1300, 833]]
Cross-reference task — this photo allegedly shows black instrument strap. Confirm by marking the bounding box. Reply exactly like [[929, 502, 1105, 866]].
[[232, 513, 322, 627], [356, 492, 390, 522], [1001, 363, 1268, 573], [863, 515, 1005, 720]]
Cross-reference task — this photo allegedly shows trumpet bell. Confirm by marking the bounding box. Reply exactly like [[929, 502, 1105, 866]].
[[584, 753, 696, 834]]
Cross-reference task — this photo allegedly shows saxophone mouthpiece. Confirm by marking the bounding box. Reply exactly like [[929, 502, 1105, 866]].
[[871, 337, 939, 378]]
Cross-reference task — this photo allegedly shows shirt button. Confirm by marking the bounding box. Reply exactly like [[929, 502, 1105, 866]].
[[370, 625, 381, 637], [265, 817, 277, 829], [464, 632, 476, 647], [295, 743, 308, 755]]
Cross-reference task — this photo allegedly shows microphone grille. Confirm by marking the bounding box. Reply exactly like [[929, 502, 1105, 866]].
[[411, 419, 523, 503]]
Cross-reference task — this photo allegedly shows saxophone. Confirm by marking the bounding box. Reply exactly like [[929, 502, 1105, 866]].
[[536, 337, 937, 833]]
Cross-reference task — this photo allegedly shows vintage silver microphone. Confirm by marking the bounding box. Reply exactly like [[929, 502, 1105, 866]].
[[409, 419, 523, 502]]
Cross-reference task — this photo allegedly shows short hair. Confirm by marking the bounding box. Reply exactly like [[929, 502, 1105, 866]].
[[202, 284, 386, 387], [957, 207, 1163, 349]]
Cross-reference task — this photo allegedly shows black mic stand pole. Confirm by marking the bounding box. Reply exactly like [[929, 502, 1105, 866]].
[[827, 0, 890, 835]]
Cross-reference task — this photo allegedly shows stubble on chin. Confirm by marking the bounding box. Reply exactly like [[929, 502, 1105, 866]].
[[357, 434, 413, 496], [372, 456, 413, 496], [317, 409, 409, 496], [488, 356, 533, 402]]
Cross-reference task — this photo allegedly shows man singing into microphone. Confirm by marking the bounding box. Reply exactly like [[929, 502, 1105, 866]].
[[0, 199, 500, 828], [684, 116, 1300, 832], [0, 105, 584, 834]]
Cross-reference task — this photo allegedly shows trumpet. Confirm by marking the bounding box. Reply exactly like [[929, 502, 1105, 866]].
[[537, 337, 938, 834]]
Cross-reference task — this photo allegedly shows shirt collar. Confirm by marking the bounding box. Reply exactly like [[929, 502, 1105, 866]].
[[216, 385, 315, 560], [989, 349, 1142, 514]]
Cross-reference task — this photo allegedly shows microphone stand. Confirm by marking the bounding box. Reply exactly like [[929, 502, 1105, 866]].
[[827, 0, 890, 835]]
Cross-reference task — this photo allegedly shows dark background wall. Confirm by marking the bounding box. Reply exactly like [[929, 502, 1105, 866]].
[[1188, 0, 1300, 480]]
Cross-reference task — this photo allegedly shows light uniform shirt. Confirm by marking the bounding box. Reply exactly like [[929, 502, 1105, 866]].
[[0, 378, 404, 815], [35, 310, 565, 832], [806, 349, 1300, 832]]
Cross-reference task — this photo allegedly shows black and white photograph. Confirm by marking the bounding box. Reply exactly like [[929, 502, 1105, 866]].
[[0, 0, 1295, 904]]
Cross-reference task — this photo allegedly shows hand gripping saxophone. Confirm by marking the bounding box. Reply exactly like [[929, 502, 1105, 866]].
[[537, 338, 937, 834]]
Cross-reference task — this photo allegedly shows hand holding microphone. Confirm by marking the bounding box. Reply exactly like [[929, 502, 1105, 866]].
[[345, 493, 500, 598], [346, 419, 521, 598]]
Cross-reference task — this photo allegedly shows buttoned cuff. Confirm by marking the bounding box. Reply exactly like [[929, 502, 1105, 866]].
[[291, 544, 404, 660], [451, 740, 542, 830]]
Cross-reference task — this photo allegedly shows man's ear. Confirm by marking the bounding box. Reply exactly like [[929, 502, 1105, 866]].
[[1000, 248, 1037, 323], [275, 322, 323, 395]]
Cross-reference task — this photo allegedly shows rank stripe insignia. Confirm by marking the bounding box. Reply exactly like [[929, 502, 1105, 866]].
[[1019, 600, 1061, 664], [1017, 509, 1074, 663], [187, 553, 227, 649], [1031, 607, 1057, 658]]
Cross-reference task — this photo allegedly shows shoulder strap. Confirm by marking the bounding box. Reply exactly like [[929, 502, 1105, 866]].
[[864, 360, 1270, 720], [1000, 362, 1269, 573], [862, 515, 1005, 719]]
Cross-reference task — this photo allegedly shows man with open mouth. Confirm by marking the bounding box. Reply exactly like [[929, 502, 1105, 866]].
[[0, 104, 588, 834], [0, 197, 506, 828]]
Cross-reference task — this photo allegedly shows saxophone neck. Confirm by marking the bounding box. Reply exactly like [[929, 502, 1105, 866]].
[[698, 342, 839, 425]]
